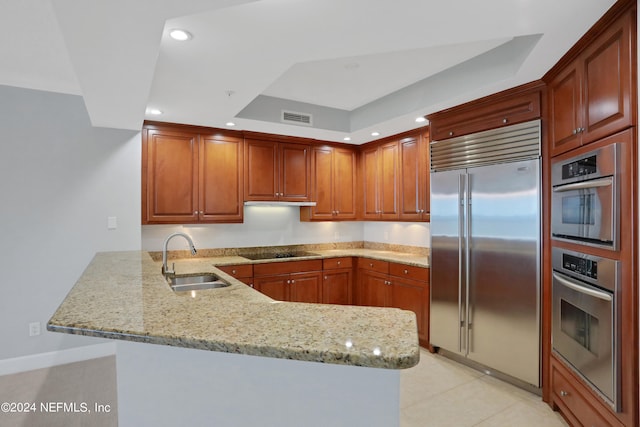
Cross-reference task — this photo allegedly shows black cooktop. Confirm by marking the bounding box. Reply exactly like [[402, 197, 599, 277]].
[[241, 251, 319, 260]]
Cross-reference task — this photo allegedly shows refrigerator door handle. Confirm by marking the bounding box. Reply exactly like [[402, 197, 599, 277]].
[[458, 173, 465, 353], [465, 173, 472, 355]]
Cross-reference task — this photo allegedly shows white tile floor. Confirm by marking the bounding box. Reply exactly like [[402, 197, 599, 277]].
[[400, 349, 569, 427]]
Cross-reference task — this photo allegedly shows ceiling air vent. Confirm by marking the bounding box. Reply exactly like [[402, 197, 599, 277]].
[[281, 110, 313, 126]]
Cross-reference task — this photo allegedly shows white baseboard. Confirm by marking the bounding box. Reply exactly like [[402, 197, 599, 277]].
[[0, 342, 117, 376]]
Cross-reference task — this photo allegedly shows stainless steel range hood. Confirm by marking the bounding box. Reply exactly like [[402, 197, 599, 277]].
[[244, 201, 317, 207]]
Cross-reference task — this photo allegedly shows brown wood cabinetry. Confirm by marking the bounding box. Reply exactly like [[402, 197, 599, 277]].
[[545, 7, 634, 157], [253, 260, 322, 303], [244, 139, 310, 202], [427, 81, 543, 142], [217, 264, 253, 288], [300, 146, 357, 221], [356, 259, 429, 346], [361, 141, 400, 220], [398, 130, 430, 221], [550, 355, 623, 427], [142, 123, 243, 224], [322, 257, 353, 305]]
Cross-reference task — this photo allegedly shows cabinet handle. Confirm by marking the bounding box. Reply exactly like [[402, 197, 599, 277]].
[[559, 390, 569, 397]]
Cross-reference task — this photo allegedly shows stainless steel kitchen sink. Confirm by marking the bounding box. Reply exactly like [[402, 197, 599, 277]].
[[167, 274, 231, 292]]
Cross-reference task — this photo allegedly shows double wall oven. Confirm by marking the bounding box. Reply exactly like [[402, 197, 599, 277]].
[[550, 143, 621, 411]]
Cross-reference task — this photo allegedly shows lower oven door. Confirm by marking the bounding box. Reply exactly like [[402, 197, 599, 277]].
[[552, 271, 617, 408]]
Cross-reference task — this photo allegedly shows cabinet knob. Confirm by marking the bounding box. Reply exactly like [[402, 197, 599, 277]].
[[324, 276, 328, 280], [369, 263, 374, 267], [337, 261, 341, 266], [449, 131, 454, 136], [404, 269, 408, 274], [232, 269, 237, 274], [502, 118, 508, 124], [572, 129, 577, 135], [194, 211, 198, 215], [559, 390, 569, 397], [336, 210, 340, 214], [249, 283, 254, 288], [291, 280, 295, 284]]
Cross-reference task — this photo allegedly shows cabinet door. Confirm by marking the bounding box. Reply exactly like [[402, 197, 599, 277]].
[[289, 271, 322, 303], [200, 134, 243, 222], [581, 11, 633, 146], [361, 146, 380, 219], [143, 128, 199, 223], [308, 146, 334, 220], [359, 270, 390, 308], [333, 148, 357, 219], [280, 143, 310, 201], [254, 275, 288, 301], [322, 269, 353, 305], [391, 277, 428, 344], [399, 136, 421, 220], [244, 139, 278, 201], [379, 141, 399, 219], [548, 64, 582, 156]]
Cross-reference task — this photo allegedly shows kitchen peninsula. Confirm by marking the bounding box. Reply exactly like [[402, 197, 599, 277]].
[[48, 248, 423, 427]]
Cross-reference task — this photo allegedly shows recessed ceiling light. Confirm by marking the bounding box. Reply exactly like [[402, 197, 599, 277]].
[[415, 117, 427, 123], [169, 29, 193, 41], [343, 137, 351, 141], [226, 122, 236, 127], [147, 108, 163, 115], [371, 132, 380, 137]]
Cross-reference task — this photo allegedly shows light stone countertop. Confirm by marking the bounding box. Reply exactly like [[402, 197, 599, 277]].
[[48, 249, 425, 369]]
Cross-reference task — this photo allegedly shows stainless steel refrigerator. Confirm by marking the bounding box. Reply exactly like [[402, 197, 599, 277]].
[[430, 120, 541, 388]]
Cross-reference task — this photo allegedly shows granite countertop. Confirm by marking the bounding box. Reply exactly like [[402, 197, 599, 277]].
[[48, 249, 424, 369]]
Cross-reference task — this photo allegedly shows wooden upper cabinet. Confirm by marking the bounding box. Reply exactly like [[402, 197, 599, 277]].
[[142, 127, 199, 223], [546, 6, 634, 156], [301, 145, 357, 221], [199, 133, 244, 222], [244, 139, 310, 201], [142, 123, 244, 224], [428, 81, 543, 142], [399, 130, 430, 221], [361, 141, 399, 220]]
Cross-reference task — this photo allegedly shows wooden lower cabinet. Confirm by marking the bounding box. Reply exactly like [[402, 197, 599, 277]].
[[550, 354, 624, 427], [217, 264, 253, 288], [322, 257, 354, 305], [356, 259, 429, 346], [253, 260, 323, 303]]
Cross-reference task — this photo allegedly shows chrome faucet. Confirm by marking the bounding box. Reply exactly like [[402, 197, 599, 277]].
[[162, 232, 197, 276]]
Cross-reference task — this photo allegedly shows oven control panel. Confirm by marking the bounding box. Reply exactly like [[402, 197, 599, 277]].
[[561, 154, 597, 179], [562, 253, 597, 279]]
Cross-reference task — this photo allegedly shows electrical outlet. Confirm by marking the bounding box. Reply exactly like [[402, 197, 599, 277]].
[[29, 322, 41, 337]]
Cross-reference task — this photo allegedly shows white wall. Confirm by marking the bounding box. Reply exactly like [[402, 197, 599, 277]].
[[142, 207, 430, 251], [0, 85, 141, 360]]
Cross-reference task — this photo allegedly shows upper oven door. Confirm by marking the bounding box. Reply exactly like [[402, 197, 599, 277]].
[[551, 144, 618, 249], [551, 176, 615, 246]]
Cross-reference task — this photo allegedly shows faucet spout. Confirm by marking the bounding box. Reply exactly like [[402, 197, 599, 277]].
[[162, 232, 197, 276]]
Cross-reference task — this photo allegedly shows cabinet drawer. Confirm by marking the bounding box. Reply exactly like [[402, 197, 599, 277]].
[[217, 264, 253, 279], [389, 263, 429, 282], [323, 257, 353, 270], [358, 258, 389, 274], [551, 359, 611, 427], [254, 260, 322, 276]]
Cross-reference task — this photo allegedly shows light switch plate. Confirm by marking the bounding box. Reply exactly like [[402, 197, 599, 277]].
[[107, 216, 117, 230]]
